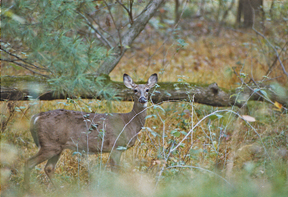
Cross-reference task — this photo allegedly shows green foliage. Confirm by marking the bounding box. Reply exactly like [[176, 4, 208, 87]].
[[1, 1, 288, 196], [2, 0, 113, 98]]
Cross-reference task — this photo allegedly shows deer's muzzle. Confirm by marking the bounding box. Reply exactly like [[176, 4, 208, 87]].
[[139, 97, 147, 103]]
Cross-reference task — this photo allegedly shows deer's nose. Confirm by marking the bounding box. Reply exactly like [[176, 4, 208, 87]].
[[139, 97, 147, 103]]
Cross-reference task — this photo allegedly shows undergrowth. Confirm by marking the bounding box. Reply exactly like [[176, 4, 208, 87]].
[[1, 1, 288, 195], [1, 96, 287, 196]]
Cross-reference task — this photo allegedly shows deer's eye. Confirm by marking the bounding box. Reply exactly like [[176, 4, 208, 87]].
[[146, 89, 149, 92], [134, 89, 138, 93]]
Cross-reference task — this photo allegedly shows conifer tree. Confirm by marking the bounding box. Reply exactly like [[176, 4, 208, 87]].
[[1, 0, 165, 99], [1, 0, 112, 98]]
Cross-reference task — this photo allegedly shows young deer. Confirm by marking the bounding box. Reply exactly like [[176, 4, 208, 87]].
[[24, 73, 158, 189]]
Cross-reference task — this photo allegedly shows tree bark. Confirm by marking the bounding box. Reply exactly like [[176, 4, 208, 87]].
[[1, 76, 287, 108], [94, 0, 165, 76], [174, 0, 180, 25], [236, 0, 264, 28]]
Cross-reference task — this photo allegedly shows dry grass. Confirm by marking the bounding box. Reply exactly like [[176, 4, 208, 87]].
[[111, 28, 287, 87], [1, 22, 288, 196]]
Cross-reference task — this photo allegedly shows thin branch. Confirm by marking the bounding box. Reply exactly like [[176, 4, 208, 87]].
[[117, 0, 130, 14], [116, 0, 133, 24], [103, 0, 123, 53], [253, 29, 288, 77], [1, 60, 49, 77], [1, 57, 47, 71], [86, 14, 117, 44], [94, 0, 166, 76], [264, 41, 288, 77], [147, 0, 188, 61], [1, 58, 39, 70], [166, 165, 233, 187], [261, 76, 282, 82], [169, 109, 273, 163], [216, 0, 235, 36], [251, 4, 288, 77], [232, 67, 287, 111], [0, 47, 48, 71], [129, 0, 133, 24], [76, 11, 113, 48]]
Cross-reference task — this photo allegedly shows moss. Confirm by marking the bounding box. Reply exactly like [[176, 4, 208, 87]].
[[157, 82, 231, 92], [1, 75, 233, 93], [1, 75, 47, 87]]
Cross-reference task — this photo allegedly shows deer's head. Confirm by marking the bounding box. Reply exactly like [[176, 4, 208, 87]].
[[123, 73, 158, 105]]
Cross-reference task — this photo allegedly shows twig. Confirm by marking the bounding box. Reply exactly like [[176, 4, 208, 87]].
[[116, 0, 134, 24], [169, 109, 272, 163], [232, 67, 287, 110], [251, 4, 288, 77], [76, 11, 113, 48], [86, 14, 117, 44], [261, 76, 282, 82], [264, 41, 288, 77], [0, 47, 48, 71], [147, 0, 189, 62], [216, 0, 235, 36], [129, 0, 133, 24], [166, 165, 233, 187], [103, 0, 123, 53], [2, 58, 39, 70], [1, 59, 49, 77]]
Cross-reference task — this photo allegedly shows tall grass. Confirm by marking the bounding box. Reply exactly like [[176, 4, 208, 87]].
[[1, 96, 287, 196], [1, 5, 288, 195]]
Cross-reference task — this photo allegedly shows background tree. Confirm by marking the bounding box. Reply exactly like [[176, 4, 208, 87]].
[[236, 0, 264, 28], [1, 1, 288, 196], [1, 0, 164, 98]]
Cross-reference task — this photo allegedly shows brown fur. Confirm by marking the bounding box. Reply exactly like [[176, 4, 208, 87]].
[[24, 73, 158, 189]]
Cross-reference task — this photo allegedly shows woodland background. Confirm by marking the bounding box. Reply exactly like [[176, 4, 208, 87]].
[[1, 0, 288, 196]]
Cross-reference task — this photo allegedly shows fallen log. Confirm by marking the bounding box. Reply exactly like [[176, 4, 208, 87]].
[[1, 75, 287, 108]]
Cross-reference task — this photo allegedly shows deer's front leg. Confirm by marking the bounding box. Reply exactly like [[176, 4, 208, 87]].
[[109, 150, 122, 172]]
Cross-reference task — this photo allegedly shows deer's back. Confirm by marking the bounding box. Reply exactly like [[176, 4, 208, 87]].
[[31, 109, 142, 153]]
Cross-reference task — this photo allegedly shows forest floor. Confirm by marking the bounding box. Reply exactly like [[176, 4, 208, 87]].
[[1, 19, 288, 196]]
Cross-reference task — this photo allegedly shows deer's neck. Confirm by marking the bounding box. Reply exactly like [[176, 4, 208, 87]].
[[127, 101, 147, 130]]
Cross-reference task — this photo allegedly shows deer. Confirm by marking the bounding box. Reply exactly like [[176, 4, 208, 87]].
[[24, 73, 158, 189]]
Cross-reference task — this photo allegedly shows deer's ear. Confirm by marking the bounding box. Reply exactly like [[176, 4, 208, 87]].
[[123, 74, 135, 89], [147, 73, 158, 88]]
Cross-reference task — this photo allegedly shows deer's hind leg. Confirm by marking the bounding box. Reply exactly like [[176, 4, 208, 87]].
[[24, 148, 61, 191], [44, 153, 62, 189]]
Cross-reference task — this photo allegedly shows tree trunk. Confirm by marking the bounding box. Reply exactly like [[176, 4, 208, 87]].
[[237, 0, 264, 28], [94, 0, 165, 76], [198, 0, 205, 16], [1, 76, 287, 108], [174, 0, 180, 25]]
